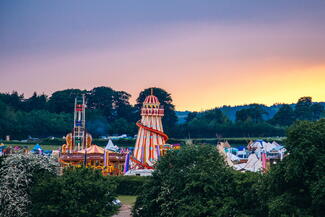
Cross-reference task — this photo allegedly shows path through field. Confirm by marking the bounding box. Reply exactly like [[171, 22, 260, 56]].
[[113, 195, 137, 217], [113, 204, 132, 217]]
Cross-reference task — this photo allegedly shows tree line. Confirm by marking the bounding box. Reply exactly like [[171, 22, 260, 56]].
[[180, 96, 324, 138], [0, 87, 324, 140], [0, 87, 178, 140]]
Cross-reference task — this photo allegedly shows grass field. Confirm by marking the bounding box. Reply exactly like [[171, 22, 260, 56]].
[[117, 195, 137, 206]]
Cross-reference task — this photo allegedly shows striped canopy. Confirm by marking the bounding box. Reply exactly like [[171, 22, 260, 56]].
[[78, 145, 104, 154]]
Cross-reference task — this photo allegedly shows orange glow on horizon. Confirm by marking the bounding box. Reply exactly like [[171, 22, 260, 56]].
[[172, 65, 325, 111], [1, 23, 324, 111]]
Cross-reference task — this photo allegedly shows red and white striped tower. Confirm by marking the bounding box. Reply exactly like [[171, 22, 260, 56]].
[[132, 91, 168, 168]]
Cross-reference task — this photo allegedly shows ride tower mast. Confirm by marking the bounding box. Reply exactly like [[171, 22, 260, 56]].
[[73, 94, 86, 152]]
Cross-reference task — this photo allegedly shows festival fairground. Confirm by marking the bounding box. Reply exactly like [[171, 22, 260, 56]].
[[0, 91, 287, 176], [57, 91, 180, 176]]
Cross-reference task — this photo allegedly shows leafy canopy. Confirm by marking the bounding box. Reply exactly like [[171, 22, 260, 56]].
[[31, 167, 119, 217], [133, 144, 264, 217], [0, 153, 58, 217]]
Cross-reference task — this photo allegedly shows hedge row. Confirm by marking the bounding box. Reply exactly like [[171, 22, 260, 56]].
[[111, 176, 149, 195], [0, 155, 147, 196]]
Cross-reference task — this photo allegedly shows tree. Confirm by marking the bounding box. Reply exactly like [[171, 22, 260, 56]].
[[136, 87, 177, 136], [236, 104, 267, 123], [295, 96, 313, 120], [31, 168, 118, 217], [109, 118, 137, 135], [23, 92, 47, 111], [20, 110, 73, 138], [0, 99, 20, 139], [265, 119, 325, 216], [311, 103, 324, 121], [0, 153, 58, 217], [86, 110, 110, 137], [133, 144, 263, 217], [187, 108, 230, 138], [0, 91, 24, 111], [47, 89, 85, 113], [270, 104, 296, 126], [87, 86, 115, 120], [185, 112, 197, 123], [114, 91, 136, 122]]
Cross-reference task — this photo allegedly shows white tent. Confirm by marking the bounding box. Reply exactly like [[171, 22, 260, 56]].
[[124, 169, 154, 176], [249, 140, 267, 149], [250, 140, 278, 152], [245, 154, 262, 172], [233, 163, 247, 171], [263, 142, 277, 152], [233, 154, 262, 172], [105, 139, 119, 152], [226, 152, 240, 162]]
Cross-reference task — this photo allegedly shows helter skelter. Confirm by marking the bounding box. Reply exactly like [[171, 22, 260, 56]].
[[130, 90, 169, 170]]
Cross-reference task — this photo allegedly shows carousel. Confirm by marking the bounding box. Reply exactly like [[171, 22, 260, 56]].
[[59, 95, 126, 175]]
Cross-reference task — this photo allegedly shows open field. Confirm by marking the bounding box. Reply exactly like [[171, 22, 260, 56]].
[[117, 195, 137, 206]]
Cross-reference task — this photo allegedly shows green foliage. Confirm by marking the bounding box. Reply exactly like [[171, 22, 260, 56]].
[[0, 91, 24, 111], [236, 104, 267, 123], [293, 96, 324, 121], [88, 86, 115, 119], [133, 144, 264, 217], [264, 119, 325, 216], [311, 103, 324, 120], [185, 119, 285, 138], [1, 89, 324, 140], [31, 167, 118, 217], [0, 153, 58, 217], [295, 96, 313, 120], [182, 98, 323, 138], [86, 110, 111, 137], [134, 120, 325, 216], [109, 118, 137, 136], [113, 176, 148, 195], [23, 92, 47, 112], [47, 89, 85, 113], [270, 104, 296, 126], [187, 108, 230, 137]]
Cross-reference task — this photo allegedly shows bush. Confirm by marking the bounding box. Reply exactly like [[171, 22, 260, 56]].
[[113, 176, 148, 195], [132, 144, 264, 217], [0, 153, 58, 217], [264, 119, 325, 217], [31, 167, 119, 217]]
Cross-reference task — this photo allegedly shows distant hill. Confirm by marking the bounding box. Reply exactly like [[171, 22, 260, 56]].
[[175, 111, 191, 124], [176, 102, 325, 123]]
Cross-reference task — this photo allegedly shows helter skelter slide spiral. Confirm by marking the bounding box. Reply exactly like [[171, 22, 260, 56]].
[[130, 93, 169, 170]]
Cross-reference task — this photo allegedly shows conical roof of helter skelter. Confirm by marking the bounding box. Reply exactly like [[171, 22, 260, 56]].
[[143, 94, 160, 106]]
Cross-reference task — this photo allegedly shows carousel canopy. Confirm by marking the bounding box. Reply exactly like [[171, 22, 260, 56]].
[[78, 145, 104, 154]]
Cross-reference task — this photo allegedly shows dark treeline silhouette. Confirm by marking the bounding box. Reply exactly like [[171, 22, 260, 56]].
[[0, 87, 177, 139], [181, 97, 324, 138], [0, 87, 324, 140]]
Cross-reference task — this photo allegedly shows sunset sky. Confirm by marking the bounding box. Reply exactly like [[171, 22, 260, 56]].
[[1, 0, 324, 111]]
